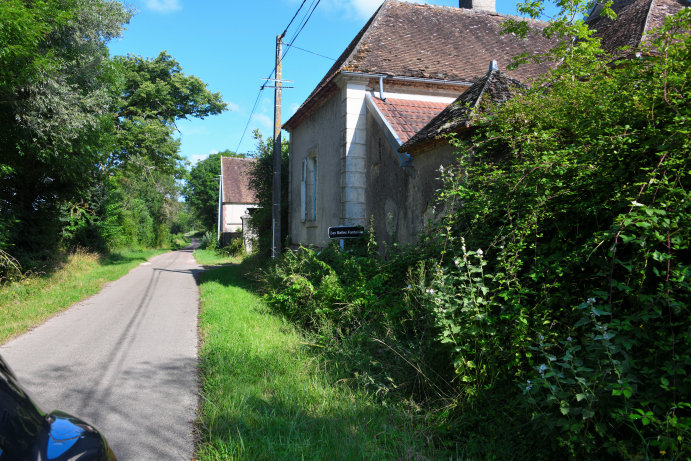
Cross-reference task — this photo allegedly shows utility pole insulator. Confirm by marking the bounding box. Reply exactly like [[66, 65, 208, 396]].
[[271, 34, 284, 259]]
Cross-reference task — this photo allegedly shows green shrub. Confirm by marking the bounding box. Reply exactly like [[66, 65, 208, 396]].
[[216, 237, 244, 257], [199, 231, 217, 250]]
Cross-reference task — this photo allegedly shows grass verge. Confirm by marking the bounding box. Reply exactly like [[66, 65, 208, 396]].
[[195, 261, 438, 460], [193, 249, 242, 266], [0, 247, 168, 344]]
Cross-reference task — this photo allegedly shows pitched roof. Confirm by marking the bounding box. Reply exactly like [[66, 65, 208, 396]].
[[284, 0, 558, 131], [221, 157, 257, 204], [587, 0, 689, 54], [399, 65, 525, 154], [371, 98, 449, 144]]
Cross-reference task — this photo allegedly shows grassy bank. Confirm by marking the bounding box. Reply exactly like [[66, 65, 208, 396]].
[[0, 248, 168, 344], [195, 261, 439, 460], [192, 248, 241, 266]]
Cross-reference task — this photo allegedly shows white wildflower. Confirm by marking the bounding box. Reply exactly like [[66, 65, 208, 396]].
[[477, 249, 483, 256], [454, 258, 461, 267], [567, 337, 572, 341]]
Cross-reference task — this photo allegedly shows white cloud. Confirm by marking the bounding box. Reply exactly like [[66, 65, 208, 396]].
[[290, 102, 300, 114], [251, 113, 273, 130], [226, 101, 241, 113], [321, 0, 382, 20], [350, 0, 382, 18], [209, 149, 219, 155], [143, 0, 182, 14], [188, 153, 209, 165]]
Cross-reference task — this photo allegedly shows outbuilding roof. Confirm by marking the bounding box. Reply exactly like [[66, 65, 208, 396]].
[[221, 157, 257, 204], [587, 0, 689, 54], [399, 64, 526, 154], [284, 0, 558, 131], [370, 98, 450, 144]]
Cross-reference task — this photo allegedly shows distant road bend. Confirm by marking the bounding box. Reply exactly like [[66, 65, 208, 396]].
[[1, 239, 202, 461]]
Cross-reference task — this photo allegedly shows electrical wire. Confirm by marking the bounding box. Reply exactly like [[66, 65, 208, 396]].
[[282, 0, 307, 37], [234, 87, 265, 154], [235, 0, 323, 153], [285, 43, 335, 61]]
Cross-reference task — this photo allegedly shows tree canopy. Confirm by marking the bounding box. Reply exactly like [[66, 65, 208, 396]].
[[0, 0, 227, 265]]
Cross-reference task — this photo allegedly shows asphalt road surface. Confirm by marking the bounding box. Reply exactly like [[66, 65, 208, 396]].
[[1, 240, 203, 460]]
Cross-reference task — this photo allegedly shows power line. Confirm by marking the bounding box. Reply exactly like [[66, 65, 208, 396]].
[[282, 0, 308, 37], [235, 0, 323, 153], [285, 43, 335, 61], [234, 87, 265, 154], [290, 0, 322, 45]]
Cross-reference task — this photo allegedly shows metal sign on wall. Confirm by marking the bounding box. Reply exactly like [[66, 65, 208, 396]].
[[328, 226, 364, 239]]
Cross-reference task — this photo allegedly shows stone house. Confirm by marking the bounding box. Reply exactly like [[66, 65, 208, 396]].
[[283, 0, 557, 249], [218, 156, 258, 246], [284, 0, 688, 249]]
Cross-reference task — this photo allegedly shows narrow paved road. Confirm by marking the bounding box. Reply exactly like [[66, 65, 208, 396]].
[[1, 241, 202, 460]]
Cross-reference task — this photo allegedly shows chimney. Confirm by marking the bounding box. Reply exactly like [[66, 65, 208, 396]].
[[459, 0, 496, 13]]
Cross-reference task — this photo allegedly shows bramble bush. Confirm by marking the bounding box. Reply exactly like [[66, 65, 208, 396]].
[[425, 9, 691, 458]]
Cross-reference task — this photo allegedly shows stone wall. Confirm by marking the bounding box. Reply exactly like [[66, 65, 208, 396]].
[[366, 111, 458, 250]]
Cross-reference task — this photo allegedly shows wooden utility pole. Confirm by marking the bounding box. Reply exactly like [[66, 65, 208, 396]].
[[272, 33, 285, 259]]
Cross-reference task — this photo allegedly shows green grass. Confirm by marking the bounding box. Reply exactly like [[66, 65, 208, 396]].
[[193, 248, 242, 266], [195, 261, 439, 461], [0, 248, 168, 344]]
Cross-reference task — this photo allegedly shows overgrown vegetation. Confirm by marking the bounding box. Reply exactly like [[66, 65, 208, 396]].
[[195, 261, 441, 460], [255, 7, 691, 460]]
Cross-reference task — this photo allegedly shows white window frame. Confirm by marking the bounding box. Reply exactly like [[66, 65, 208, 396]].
[[300, 148, 317, 223]]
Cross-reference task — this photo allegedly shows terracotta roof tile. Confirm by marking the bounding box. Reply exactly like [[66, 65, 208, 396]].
[[372, 98, 449, 143], [400, 67, 525, 154], [284, 0, 559, 130], [221, 157, 257, 204]]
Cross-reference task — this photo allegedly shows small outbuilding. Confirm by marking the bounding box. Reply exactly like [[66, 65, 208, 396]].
[[218, 157, 258, 247]]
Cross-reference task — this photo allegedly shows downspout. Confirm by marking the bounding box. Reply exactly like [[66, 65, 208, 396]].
[[379, 76, 386, 102]]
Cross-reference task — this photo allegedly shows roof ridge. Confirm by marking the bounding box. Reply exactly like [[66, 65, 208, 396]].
[[639, 0, 657, 44], [472, 71, 494, 109], [221, 156, 257, 162]]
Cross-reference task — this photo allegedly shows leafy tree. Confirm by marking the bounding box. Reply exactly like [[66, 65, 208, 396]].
[[247, 130, 289, 259], [183, 153, 222, 232], [0, 0, 132, 258], [217, 149, 246, 158], [0, 1, 227, 262], [111, 52, 227, 176]]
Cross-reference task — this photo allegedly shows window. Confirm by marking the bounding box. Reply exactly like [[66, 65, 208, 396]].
[[300, 151, 317, 222]]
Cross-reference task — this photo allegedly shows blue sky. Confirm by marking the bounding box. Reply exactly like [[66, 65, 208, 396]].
[[107, 0, 540, 166]]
